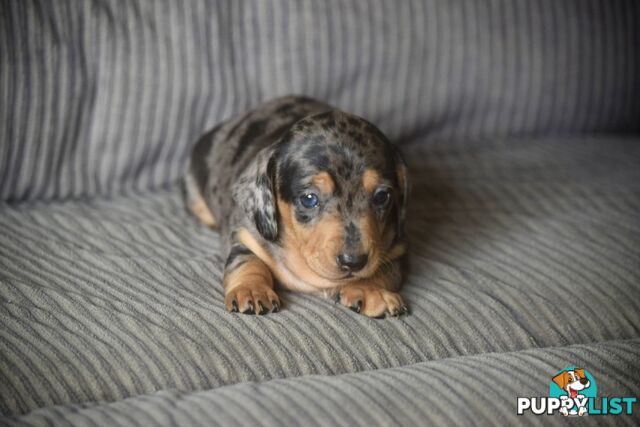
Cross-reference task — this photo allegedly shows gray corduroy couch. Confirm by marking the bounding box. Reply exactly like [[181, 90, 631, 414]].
[[1, 1, 639, 425]]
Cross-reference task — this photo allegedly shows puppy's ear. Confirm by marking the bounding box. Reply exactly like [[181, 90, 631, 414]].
[[232, 148, 279, 241], [574, 368, 585, 379], [393, 146, 410, 238], [552, 372, 569, 390]]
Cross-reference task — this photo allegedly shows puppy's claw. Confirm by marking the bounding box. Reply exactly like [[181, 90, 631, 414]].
[[348, 300, 362, 313], [242, 301, 255, 315], [257, 301, 268, 315], [225, 284, 281, 315], [389, 305, 409, 317]]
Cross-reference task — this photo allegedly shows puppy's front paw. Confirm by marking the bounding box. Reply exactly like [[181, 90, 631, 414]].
[[225, 283, 280, 315], [337, 286, 408, 318]]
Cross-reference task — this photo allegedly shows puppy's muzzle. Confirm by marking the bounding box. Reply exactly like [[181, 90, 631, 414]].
[[337, 252, 368, 272]]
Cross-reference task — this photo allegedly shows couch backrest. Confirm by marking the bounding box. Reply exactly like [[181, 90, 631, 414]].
[[1, 0, 639, 201]]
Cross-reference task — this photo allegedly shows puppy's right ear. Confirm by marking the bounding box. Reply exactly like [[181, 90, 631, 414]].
[[393, 146, 410, 238], [552, 372, 569, 390], [232, 148, 279, 241]]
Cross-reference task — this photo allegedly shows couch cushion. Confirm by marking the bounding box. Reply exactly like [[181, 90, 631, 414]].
[[2, 0, 639, 201], [7, 339, 639, 426], [1, 136, 639, 415]]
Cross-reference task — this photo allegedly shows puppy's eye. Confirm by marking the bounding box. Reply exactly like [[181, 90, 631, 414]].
[[372, 188, 391, 206], [568, 378, 573, 383], [300, 193, 319, 209]]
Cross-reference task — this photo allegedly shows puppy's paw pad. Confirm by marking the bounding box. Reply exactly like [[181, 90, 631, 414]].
[[225, 284, 281, 315]]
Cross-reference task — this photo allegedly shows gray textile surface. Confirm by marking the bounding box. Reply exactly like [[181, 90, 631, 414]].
[[1, 0, 640, 201], [5, 340, 640, 427], [2, 0, 640, 424], [2, 137, 640, 420]]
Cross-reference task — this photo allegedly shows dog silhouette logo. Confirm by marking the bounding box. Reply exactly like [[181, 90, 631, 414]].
[[518, 365, 637, 416], [550, 366, 597, 416]]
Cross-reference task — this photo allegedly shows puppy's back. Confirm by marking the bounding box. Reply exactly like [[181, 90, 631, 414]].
[[185, 96, 330, 231]]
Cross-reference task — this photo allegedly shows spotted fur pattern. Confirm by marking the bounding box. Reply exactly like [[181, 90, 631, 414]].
[[185, 96, 410, 317]]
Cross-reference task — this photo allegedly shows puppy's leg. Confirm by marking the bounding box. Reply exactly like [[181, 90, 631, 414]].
[[189, 194, 217, 227], [223, 243, 280, 314], [184, 172, 217, 227], [337, 260, 407, 318]]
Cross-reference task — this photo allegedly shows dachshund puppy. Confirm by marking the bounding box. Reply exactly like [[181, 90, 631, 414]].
[[185, 96, 409, 317]]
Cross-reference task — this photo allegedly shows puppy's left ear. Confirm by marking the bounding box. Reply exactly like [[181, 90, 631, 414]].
[[232, 147, 279, 241], [393, 146, 410, 238]]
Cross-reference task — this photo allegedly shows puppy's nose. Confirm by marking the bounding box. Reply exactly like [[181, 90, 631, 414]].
[[580, 378, 589, 385], [337, 253, 368, 272]]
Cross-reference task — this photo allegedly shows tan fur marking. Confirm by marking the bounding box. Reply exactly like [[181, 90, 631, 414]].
[[339, 287, 405, 317], [312, 171, 334, 194], [237, 195, 347, 292], [237, 226, 331, 292], [278, 197, 344, 280], [386, 242, 407, 261], [277, 198, 340, 286], [235, 192, 404, 298], [236, 228, 278, 274], [362, 169, 381, 193], [189, 194, 217, 227], [337, 259, 405, 316], [224, 257, 272, 293], [223, 254, 279, 314]]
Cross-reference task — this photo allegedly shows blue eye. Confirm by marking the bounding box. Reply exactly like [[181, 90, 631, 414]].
[[300, 193, 319, 208], [372, 188, 391, 206]]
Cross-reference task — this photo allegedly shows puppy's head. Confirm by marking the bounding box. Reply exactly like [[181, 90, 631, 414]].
[[552, 369, 590, 394], [237, 110, 409, 282]]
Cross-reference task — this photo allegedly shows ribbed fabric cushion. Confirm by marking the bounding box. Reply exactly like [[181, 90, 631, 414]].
[[1, 0, 639, 201], [5, 339, 639, 426], [2, 136, 639, 416]]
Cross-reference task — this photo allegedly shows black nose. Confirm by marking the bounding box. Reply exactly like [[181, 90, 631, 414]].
[[337, 253, 368, 272], [580, 378, 589, 385]]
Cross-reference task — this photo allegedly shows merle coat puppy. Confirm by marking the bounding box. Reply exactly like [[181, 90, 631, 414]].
[[185, 96, 409, 317]]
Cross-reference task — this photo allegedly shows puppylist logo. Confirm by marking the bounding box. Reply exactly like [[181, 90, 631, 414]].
[[517, 366, 638, 417]]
